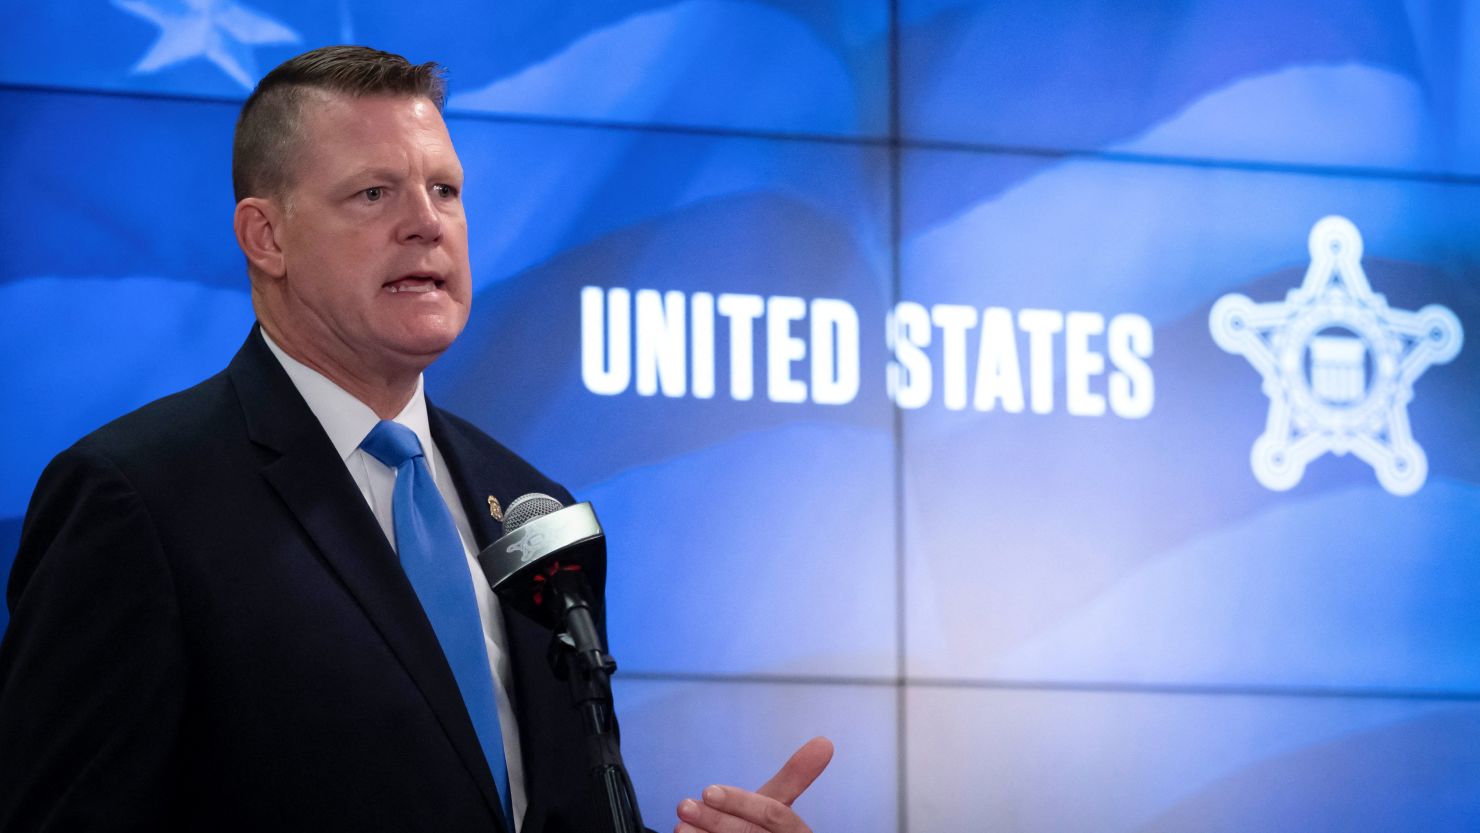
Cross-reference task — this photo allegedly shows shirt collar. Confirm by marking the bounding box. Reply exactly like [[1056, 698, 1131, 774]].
[[260, 329, 438, 474]]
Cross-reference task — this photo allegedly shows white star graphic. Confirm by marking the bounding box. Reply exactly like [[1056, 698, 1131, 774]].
[[1210, 216, 1463, 496], [113, 0, 301, 90]]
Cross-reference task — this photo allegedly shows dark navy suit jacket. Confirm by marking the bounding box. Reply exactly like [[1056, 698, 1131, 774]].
[[0, 328, 606, 832]]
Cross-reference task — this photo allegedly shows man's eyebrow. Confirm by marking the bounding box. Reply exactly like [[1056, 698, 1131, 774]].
[[333, 165, 463, 188], [334, 167, 406, 187]]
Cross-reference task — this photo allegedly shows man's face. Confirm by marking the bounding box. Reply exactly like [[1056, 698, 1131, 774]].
[[271, 92, 471, 380]]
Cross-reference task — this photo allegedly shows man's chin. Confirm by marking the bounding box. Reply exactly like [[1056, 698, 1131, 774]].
[[388, 320, 467, 364]]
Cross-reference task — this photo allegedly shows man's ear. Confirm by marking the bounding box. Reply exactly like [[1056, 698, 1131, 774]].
[[234, 197, 286, 279]]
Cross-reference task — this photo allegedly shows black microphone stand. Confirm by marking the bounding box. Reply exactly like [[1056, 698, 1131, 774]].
[[478, 499, 645, 833], [542, 568, 645, 833]]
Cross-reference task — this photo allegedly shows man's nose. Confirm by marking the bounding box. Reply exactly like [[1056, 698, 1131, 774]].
[[398, 188, 443, 244]]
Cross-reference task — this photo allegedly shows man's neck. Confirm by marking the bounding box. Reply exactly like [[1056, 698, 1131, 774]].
[[258, 322, 421, 419]]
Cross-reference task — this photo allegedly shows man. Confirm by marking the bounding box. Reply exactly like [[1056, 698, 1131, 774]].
[[0, 46, 830, 833]]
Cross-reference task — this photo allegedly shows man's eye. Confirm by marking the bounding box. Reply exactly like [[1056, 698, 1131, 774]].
[[364, 187, 383, 202], [434, 184, 458, 198]]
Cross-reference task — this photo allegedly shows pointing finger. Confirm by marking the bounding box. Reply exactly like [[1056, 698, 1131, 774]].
[[756, 736, 834, 806]]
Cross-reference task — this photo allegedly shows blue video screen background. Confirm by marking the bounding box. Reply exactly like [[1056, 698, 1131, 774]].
[[3, 1, 1478, 830]]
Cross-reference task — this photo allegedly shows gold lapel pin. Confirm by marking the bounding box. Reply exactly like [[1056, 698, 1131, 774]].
[[487, 496, 503, 521]]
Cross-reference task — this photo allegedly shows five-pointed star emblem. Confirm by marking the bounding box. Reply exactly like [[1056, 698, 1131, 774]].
[[113, 0, 301, 90], [1210, 216, 1463, 496]]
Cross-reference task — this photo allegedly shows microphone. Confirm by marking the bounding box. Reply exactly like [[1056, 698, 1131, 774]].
[[476, 494, 645, 833], [477, 493, 606, 629]]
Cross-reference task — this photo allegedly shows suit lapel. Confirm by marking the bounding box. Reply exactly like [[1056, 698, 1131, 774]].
[[226, 329, 508, 828], [430, 408, 508, 552], [430, 406, 571, 833]]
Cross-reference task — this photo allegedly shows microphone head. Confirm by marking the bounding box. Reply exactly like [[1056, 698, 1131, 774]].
[[501, 493, 564, 535], [477, 494, 607, 629]]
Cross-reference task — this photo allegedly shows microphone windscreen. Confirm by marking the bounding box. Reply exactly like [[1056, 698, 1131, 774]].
[[502, 493, 564, 534]]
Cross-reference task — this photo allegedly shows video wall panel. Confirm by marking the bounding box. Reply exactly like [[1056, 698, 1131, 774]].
[[899, 146, 1480, 691], [899, 0, 1480, 175], [430, 118, 897, 678], [0, 90, 252, 594], [615, 677, 897, 833], [1, 0, 890, 138], [907, 685, 1480, 833]]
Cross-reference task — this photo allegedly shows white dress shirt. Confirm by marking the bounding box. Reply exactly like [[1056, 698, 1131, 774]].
[[262, 331, 526, 829]]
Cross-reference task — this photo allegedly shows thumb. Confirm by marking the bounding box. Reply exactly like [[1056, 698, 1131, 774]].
[[756, 736, 835, 806]]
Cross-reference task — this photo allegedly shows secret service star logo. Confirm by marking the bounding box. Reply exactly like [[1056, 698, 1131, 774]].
[[1209, 216, 1463, 496]]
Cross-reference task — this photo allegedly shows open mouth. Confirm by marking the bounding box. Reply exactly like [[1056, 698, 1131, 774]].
[[382, 274, 445, 294]]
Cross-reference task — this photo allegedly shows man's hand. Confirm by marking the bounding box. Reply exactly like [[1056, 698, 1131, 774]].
[[674, 736, 834, 833]]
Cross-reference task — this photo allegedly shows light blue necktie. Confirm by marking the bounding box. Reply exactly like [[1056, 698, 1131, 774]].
[[360, 420, 513, 829]]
